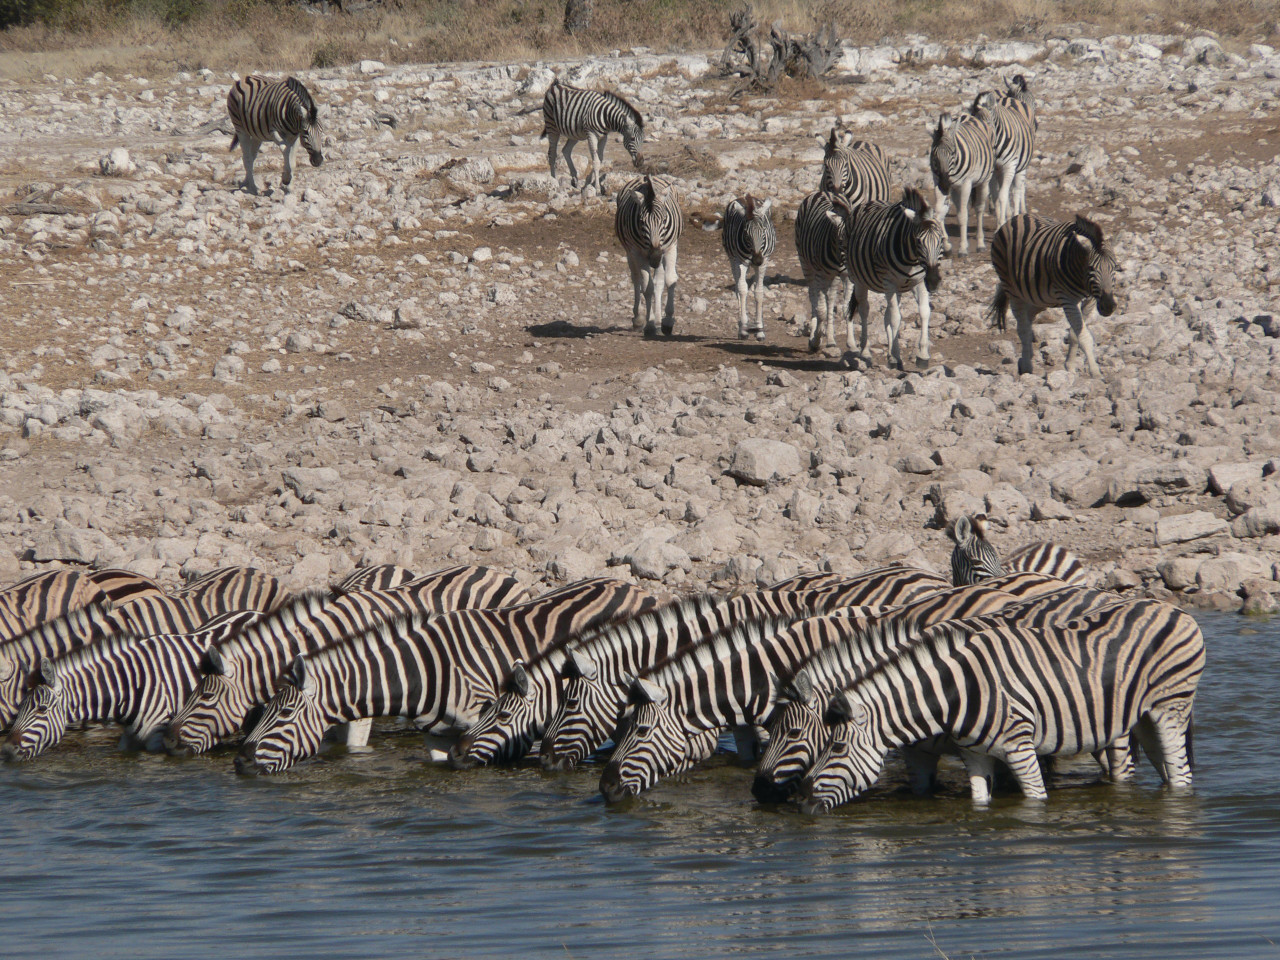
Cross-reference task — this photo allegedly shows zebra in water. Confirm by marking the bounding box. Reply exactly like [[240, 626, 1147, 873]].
[[721, 195, 776, 341], [951, 514, 1087, 587], [970, 87, 1036, 228], [541, 79, 644, 193], [236, 578, 653, 774], [795, 597, 1204, 811], [989, 213, 1119, 378], [226, 75, 323, 195], [752, 576, 1121, 802], [795, 190, 852, 352], [818, 129, 891, 207], [0, 610, 262, 761], [164, 565, 526, 756], [929, 112, 994, 256], [542, 566, 952, 772], [837, 185, 946, 370], [615, 175, 683, 338]]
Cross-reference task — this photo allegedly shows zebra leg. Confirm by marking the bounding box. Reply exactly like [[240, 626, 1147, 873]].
[[1094, 735, 1137, 782], [1001, 741, 1049, 800], [1013, 168, 1028, 217], [594, 132, 609, 192], [561, 139, 581, 189], [959, 747, 998, 804], [584, 131, 601, 192], [806, 276, 824, 352], [1014, 302, 1037, 376], [852, 282, 871, 359], [1135, 704, 1195, 789], [732, 725, 764, 764], [752, 263, 766, 340], [731, 258, 750, 339], [883, 288, 904, 370], [626, 249, 645, 330], [912, 279, 931, 368], [641, 261, 658, 338], [546, 132, 560, 180], [974, 178, 990, 252], [934, 188, 953, 254], [1062, 301, 1102, 378], [280, 134, 297, 189], [239, 137, 262, 194], [660, 243, 679, 337], [955, 183, 971, 256], [992, 162, 1014, 227], [900, 741, 942, 795], [340, 717, 373, 752]]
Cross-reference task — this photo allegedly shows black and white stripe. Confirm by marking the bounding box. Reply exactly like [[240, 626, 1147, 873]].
[[795, 190, 851, 352], [331, 564, 418, 595], [0, 570, 100, 642], [165, 565, 527, 756], [839, 185, 946, 370], [722, 195, 777, 341], [951, 514, 1087, 587], [970, 87, 1036, 227], [818, 130, 890, 207], [615, 175, 683, 337], [226, 75, 323, 195], [796, 598, 1203, 811], [989, 213, 1119, 378], [541, 79, 644, 192], [236, 578, 652, 774], [168, 566, 284, 618], [929, 112, 994, 256]]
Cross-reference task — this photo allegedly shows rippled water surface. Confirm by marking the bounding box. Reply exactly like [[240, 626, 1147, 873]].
[[2, 613, 1277, 959]]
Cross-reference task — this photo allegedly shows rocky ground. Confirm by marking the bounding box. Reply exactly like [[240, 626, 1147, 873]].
[[0, 30, 1277, 616]]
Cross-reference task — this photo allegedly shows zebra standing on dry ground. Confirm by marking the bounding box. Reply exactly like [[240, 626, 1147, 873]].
[[989, 213, 1119, 378], [226, 75, 323, 195], [818, 129, 891, 206], [541, 79, 644, 193], [721, 195, 776, 341], [615, 175, 683, 338], [837, 185, 946, 370], [929, 112, 994, 256], [795, 190, 852, 352], [970, 82, 1037, 227]]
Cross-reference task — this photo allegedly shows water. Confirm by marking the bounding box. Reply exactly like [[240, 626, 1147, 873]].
[[1, 613, 1277, 959]]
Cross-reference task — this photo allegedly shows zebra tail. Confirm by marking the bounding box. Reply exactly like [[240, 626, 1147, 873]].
[[987, 284, 1009, 332], [229, 133, 239, 151], [1186, 710, 1196, 773]]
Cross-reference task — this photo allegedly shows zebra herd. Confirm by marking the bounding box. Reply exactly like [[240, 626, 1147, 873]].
[[0, 521, 1203, 813]]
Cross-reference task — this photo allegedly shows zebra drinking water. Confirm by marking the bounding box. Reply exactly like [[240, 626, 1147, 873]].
[[969, 86, 1036, 228], [989, 213, 1119, 378], [226, 75, 323, 195], [929, 112, 994, 256], [721, 195, 776, 341], [541, 79, 644, 193], [837, 184, 945, 370], [615, 175, 683, 338]]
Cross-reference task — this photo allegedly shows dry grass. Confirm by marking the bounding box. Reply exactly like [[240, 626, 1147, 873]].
[[0, 0, 1276, 81]]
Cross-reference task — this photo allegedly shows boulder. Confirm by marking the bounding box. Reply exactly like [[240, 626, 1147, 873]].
[[1154, 511, 1229, 545], [728, 439, 802, 487]]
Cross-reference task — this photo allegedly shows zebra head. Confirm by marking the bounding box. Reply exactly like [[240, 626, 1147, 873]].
[[899, 186, 944, 292], [235, 657, 325, 775], [820, 127, 854, 195], [753, 671, 826, 803], [1, 657, 69, 762], [164, 646, 254, 756], [1071, 215, 1118, 317], [634, 175, 674, 255], [540, 650, 615, 772], [599, 677, 694, 802], [929, 114, 958, 197], [286, 76, 325, 168], [795, 691, 883, 814], [731, 195, 774, 267], [448, 661, 540, 769], [969, 90, 998, 123], [949, 514, 1006, 585]]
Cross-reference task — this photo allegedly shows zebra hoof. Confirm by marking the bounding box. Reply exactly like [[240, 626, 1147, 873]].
[[754, 330, 766, 342], [661, 322, 675, 337], [915, 355, 930, 370], [808, 338, 821, 354], [643, 323, 659, 339], [738, 329, 750, 341]]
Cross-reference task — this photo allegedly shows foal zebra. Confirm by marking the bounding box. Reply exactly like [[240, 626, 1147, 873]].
[[970, 87, 1036, 228], [929, 112, 994, 256], [236, 578, 652, 774], [0, 610, 262, 761], [541, 79, 644, 193], [795, 190, 852, 352], [722, 195, 776, 341], [818, 130, 891, 207], [838, 185, 945, 370], [615, 175, 683, 338], [226, 75, 323, 195], [165, 565, 526, 756], [951, 514, 1087, 587], [796, 597, 1203, 811], [989, 213, 1119, 378]]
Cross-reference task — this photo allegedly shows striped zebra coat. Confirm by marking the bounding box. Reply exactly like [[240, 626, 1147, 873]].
[[0, 568, 164, 642], [226, 75, 323, 195], [165, 565, 526, 755], [721, 195, 776, 341], [951, 514, 1087, 587], [989, 213, 1119, 378], [795, 190, 852, 352], [615, 175, 683, 337], [236, 578, 653, 774], [837, 185, 946, 369], [818, 130, 891, 207], [929, 112, 994, 256], [970, 88, 1036, 227], [541, 80, 644, 193], [796, 598, 1203, 811], [0, 610, 262, 761]]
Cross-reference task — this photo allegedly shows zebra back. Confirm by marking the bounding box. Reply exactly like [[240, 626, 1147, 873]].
[[0, 570, 98, 642], [170, 566, 284, 617], [930, 112, 994, 193], [819, 129, 891, 206], [331, 564, 417, 595], [804, 565, 949, 610], [970, 90, 1035, 173], [843, 185, 944, 292], [541, 80, 644, 140], [1004, 543, 1087, 585], [83, 569, 166, 608]]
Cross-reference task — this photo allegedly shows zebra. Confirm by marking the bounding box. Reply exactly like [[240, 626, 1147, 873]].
[[989, 213, 1119, 379], [541, 79, 644, 193], [929, 112, 994, 256], [795, 190, 852, 353], [0, 610, 262, 761], [950, 513, 1088, 587], [541, 566, 952, 773], [751, 575, 1116, 802], [1003, 74, 1036, 116], [0, 568, 164, 642], [450, 586, 840, 770], [969, 88, 1036, 228], [165, 565, 527, 756], [818, 129, 891, 207], [721, 195, 776, 341], [226, 75, 323, 195], [331, 563, 418, 595], [236, 578, 652, 774], [168, 566, 285, 618], [795, 597, 1204, 811], [837, 185, 946, 370], [615, 175, 683, 338]]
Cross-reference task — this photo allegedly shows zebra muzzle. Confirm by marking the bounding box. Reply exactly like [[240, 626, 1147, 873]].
[[0, 741, 23, 763], [750, 773, 793, 804], [1097, 292, 1116, 316], [925, 265, 941, 293], [539, 751, 575, 772], [598, 761, 633, 803]]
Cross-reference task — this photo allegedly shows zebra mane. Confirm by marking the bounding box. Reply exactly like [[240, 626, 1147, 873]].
[[898, 185, 929, 219], [603, 88, 644, 130], [1072, 215, 1106, 251], [0, 600, 105, 658], [774, 612, 908, 703], [209, 587, 335, 661], [562, 591, 737, 676], [284, 76, 320, 129]]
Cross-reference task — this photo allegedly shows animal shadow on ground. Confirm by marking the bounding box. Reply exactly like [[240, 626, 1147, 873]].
[[526, 319, 620, 338], [713, 339, 850, 373]]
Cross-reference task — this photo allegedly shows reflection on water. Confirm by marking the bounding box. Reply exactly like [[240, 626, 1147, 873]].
[[0, 614, 1277, 959]]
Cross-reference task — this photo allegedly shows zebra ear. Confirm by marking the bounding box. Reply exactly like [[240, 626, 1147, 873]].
[[792, 670, 815, 704], [567, 649, 598, 681], [824, 209, 843, 229], [631, 677, 668, 706], [288, 656, 316, 696], [727, 198, 745, 218], [951, 515, 971, 543], [972, 513, 990, 539], [824, 690, 853, 724], [35, 655, 58, 690], [826, 128, 838, 152], [0, 654, 13, 683], [509, 662, 531, 699], [757, 198, 772, 218], [202, 646, 227, 676]]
